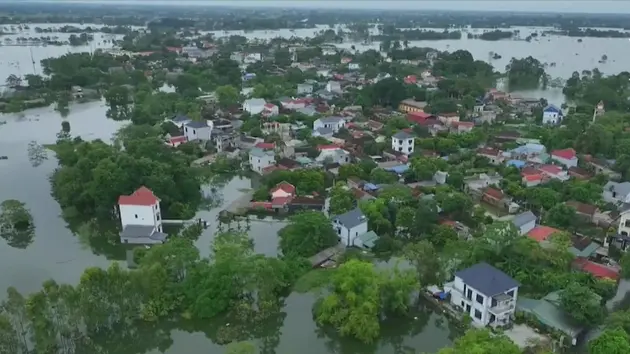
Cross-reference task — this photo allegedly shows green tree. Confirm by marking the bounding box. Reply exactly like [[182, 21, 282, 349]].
[[215, 85, 240, 108], [546, 204, 578, 229], [278, 211, 338, 258], [588, 328, 630, 354], [607, 310, 630, 334], [405, 240, 443, 286], [621, 252, 630, 279], [0, 314, 19, 354], [560, 282, 605, 327], [1, 287, 30, 352], [438, 329, 521, 354], [226, 341, 257, 354], [328, 182, 355, 216], [0, 199, 35, 249]]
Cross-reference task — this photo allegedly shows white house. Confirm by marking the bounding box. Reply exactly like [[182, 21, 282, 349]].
[[244, 52, 262, 64], [391, 131, 415, 155], [262, 103, 279, 117], [510, 211, 536, 235], [297, 83, 313, 95], [332, 208, 369, 247], [118, 186, 167, 245], [313, 116, 345, 133], [603, 181, 630, 204], [184, 121, 212, 142], [326, 81, 342, 93], [446, 262, 519, 328], [243, 98, 267, 115], [348, 63, 360, 71], [542, 105, 563, 125], [550, 148, 578, 168], [616, 207, 630, 237], [316, 147, 351, 165], [249, 147, 276, 175]]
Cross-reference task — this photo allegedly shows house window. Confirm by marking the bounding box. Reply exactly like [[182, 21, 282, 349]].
[[185, 127, 188, 132], [408, 139, 413, 145], [337, 228, 341, 235], [398, 147, 403, 152], [398, 140, 403, 145], [476, 294, 483, 305], [466, 289, 472, 300], [134, 214, 138, 219], [507, 290, 515, 297], [625, 220, 630, 228], [408, 147, 412, 152], [156, 213, 161, 221], [474, 309, 482, 320], [461, 301, 465, 307], [193, 129, 196, 134]]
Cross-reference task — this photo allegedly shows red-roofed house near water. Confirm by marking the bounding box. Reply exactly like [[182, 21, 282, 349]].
[[118, 186, 166, 245]]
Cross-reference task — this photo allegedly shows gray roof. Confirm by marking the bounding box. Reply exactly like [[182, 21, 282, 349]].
[[333, 207, 367, 229], [172, 114, 191, 123], [455, 262, 519, 297], [393, 131, 413, 140], [185, 121, 209, 128], [120, 225, 167, 241], [605, 181, 630, 198], [318, 116, 345, 124], [511, 211, 536, 228], [249, 147, 273, 157]]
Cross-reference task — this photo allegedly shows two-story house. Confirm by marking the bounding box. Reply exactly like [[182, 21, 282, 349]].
[[391, 131, 415, 155], [326, 81, 342, 93], [297, 83, 313, 95], [184, 121, 212, 142], [243, 98, 267, 115], [332, 207, 368, 247], [249, 147, 276, 175], [603, 181, 630, 204], [550, 148, 578, 168], [542, 104, 563, 125], [313, 116, 345, 134], [447, 262, 520, 328], [398, 99, 427, 113], [118, 186, 167, 245]]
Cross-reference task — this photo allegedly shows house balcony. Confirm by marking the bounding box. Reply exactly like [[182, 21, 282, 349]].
[[488, 294, 515, 315], [444, 282, 472, 303]]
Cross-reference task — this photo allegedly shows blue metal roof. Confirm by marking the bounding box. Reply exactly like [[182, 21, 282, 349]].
[[544, 104, 561, 113], [506, 160, 526, 168], [384, 164, 409, 174], [364, 183, 379, 191]]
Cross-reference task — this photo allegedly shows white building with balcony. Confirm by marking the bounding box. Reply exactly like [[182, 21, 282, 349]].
[[391, 131, 415, 155], [445, 262, 520, 328]]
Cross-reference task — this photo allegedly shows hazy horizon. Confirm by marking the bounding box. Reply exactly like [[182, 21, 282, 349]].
[[5, 0, 630, 15]]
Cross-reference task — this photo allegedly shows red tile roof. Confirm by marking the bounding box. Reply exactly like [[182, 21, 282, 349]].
[[407, 111, 432, 123], [573, 258, 620, 280], [271, 196, 292, 206], [264, 103, 276, 109], [169, 136, 187, 144], [404, 75, 417, 84], [440, 112, 459, 118], [484, 187, 504, 200], [523, 174, 542, 182], [271, 182, 296, 195], [551, 148, 577, 160], [255, 142, 275, 150], [118, 186, 159, 206], [527, 226, 559, 242], [521, 166, 541, 176], [539, 164, 563, 175]]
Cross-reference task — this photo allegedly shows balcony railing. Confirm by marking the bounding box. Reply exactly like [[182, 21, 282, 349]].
[[489, 301, 515, 314]]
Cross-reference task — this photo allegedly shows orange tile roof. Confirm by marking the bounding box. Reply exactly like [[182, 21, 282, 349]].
[[527, 226, 559, 242]]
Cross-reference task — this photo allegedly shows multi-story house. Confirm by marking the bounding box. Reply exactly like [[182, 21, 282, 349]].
[[447, 262, 520, 328]]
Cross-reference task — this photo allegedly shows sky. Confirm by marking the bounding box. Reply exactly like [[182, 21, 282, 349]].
[[10, 0, 630, 14]]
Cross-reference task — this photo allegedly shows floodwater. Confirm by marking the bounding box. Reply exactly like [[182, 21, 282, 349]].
[[1, 22, 629, 353]]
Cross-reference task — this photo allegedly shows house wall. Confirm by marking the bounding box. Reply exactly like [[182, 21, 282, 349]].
[[334, 221, 368, 247], [450, 277, 518, 327], [391, 137, 415, 154], [543, 111, 561, 124], [184, 126, 211, 141], [244, 103, 265, 115], [314, 119, 345, 132], [250, 154, 275, 174], [119, 203, 161, 231], [618, 212, 630, 236], [518, 220, 536, 235]]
